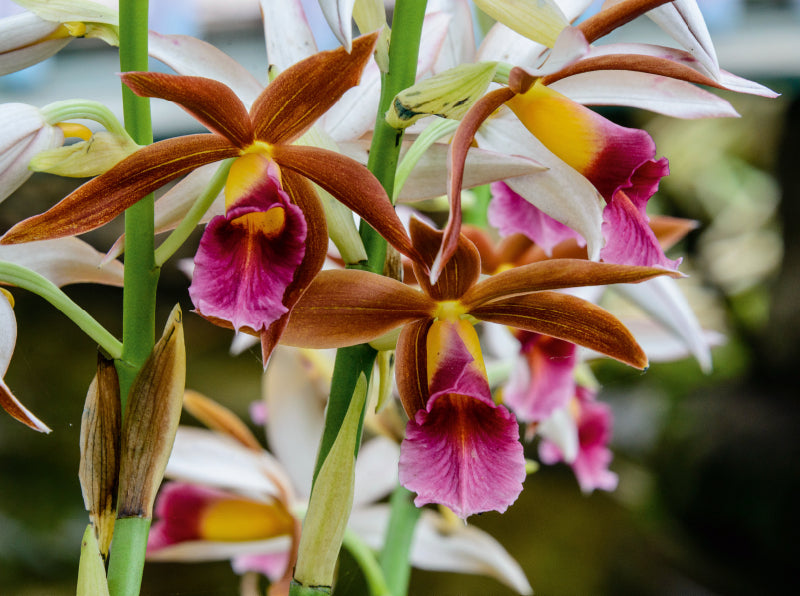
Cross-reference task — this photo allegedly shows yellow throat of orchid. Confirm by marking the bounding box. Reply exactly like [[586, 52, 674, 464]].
[[200, 497, 294, 542]]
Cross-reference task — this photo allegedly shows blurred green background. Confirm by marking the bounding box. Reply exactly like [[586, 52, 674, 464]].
[[2, 1, 800, 595]]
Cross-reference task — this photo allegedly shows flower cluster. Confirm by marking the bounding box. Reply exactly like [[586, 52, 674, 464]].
[[0, 0, 775, 594]]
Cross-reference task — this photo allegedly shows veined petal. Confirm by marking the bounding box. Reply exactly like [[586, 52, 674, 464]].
[[470, 291, 648, 368], [1, 134, 238, 244], [506, 79, 660, 202], [0, 237, 123, 287], [0, 12, 69, 76], [409, 218, 481, 302], [250, 31, 379, 144], [148, 482, 294, 551], [395, 318, 434, 418], [190, 158, 307, 335], [147, 32, 263, 109], [121, 72, 253, 148], [462, 258, 680, 309], [399, 321, 525, 518], [280, 270, 435, 348], [269, 144, 423, 265], [504, 332, 577, 423], [473, 0, 569, 48], [646, 0, 718, 78], [488, 181, 583, 256]]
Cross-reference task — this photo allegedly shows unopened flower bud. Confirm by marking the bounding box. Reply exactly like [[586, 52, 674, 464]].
[[117, 305, 185, 519], [30, 130, 139, 177]]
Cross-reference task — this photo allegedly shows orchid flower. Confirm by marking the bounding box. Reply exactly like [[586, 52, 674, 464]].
[[0, 0, 118, 76], [147, 349, 533, 594], [0, 32, 431, 364], [277, 217, 679, 517], [0, 237, 124, 432]]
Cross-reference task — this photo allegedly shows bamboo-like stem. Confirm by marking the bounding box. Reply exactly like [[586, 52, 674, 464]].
[[106, 0, 158, 594], [290, 2, 428, 594]]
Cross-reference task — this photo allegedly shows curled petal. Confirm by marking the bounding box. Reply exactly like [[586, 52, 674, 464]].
[[395, 318, 433, 419], [578, 0, 673, 44], [506, 80, 662, 202], [281, 270, 435, 349], [470, 291, 648, 369], [121, 72, 254, 148], [251, 31, 379, 144], [1, 135, 238, 244], [190, 164, 307, 335]]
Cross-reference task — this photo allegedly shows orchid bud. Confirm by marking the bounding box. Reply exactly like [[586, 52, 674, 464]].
[[30, 130, 140, 177], [293, 372, 368, 590], [386, 62, 499, 129], [79, 352, 121, 557], [117, 305, 185, 519]]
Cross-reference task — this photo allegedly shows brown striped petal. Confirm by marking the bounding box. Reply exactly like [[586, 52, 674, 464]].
[[270, 144, 424, 265], [394, 318, 433, 419], [435, 86, 515, 282], [408, 218, 481, 302], [280, 270, 435, 349], [461, 259, 680, 310], [121, 72, 254, 148], [470, 292, 647, 369], [251, 31, 379, 144], [1, 135, 238, 244]]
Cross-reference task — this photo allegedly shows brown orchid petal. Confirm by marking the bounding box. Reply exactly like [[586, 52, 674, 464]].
[[408, 219, 481, 301], [270, 144, 424, 266], [650, 216, 698, 251], [436, 87, 515, 282], [395, 318, 433, 419], [258, 169, 330, 366], [1, 380, 50, 433], [461, 259, 680, 310], [281, 270, 435, 349], [541, 54, 730, 91], [461, 227, 535, 275], [1, 135, 238, 244], [122, 72, 254, 148], [251, 31, 379, 145], [471, 292, 647, 369], [578, 0, 673, 44]]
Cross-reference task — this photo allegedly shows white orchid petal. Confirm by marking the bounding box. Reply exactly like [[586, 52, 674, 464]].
[[0, 294, 17, 377], [319, 60, 381, 142], [318, 0, 356, 51], [550, 70, 740, 119], [478, 22, 546, 68], [260, 0, 317, 69], [537, 406, 579, 463], [166, 427, 288, 499], [147, 536, 291, 562], [147, 32, 263, 108], [418, 10, 452, 76], [519, 25, 589, 77], [476, 111, 605, 260], [264, 347, 330, 499], [230, 331, 260, 356], [1, 124, 63, 203], [0, 37, 70, 77], [474, 0, 569, 48], [427, 0, 476, 72], [0, 103, 48, 150], [646, 0, 719, 78], [352, 436, 400, 506], [0, 238, 123, 287], [348, 506, 533, 594], [0, 12, 59, 53], [717, 70, 780, 99], [612, 276, 713, 372], [608, 319, 725, 364], [559, 0, 596, 22], [0, 379, 51, 433], [13, 0, 118, 26]]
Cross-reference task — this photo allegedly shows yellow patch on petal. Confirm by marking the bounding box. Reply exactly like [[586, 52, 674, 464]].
[[233, 208, 286, 238], [64, 22, 87, 37], [0, 288, 14, 307], [200, 498, 294, 541], [426, 319, 486, 386], [433, 300, 467, 322], [506, 81, 598, 173], [56, 122, 92, 141], [225, 152, 277, 210]]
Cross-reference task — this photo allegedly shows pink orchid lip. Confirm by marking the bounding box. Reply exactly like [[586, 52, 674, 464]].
[[398, 320, 526, 519], [189, 163, 307, 335]]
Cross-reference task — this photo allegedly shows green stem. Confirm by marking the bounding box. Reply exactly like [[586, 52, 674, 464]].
[[291, 4, 428, 596], [343, 529, 392, 596], [154, 159, 234, 266], [107, 0, 157, 595], [378, 485, 421, 596], [40, 100, 132, 138], [0, 262, 121, 359]]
